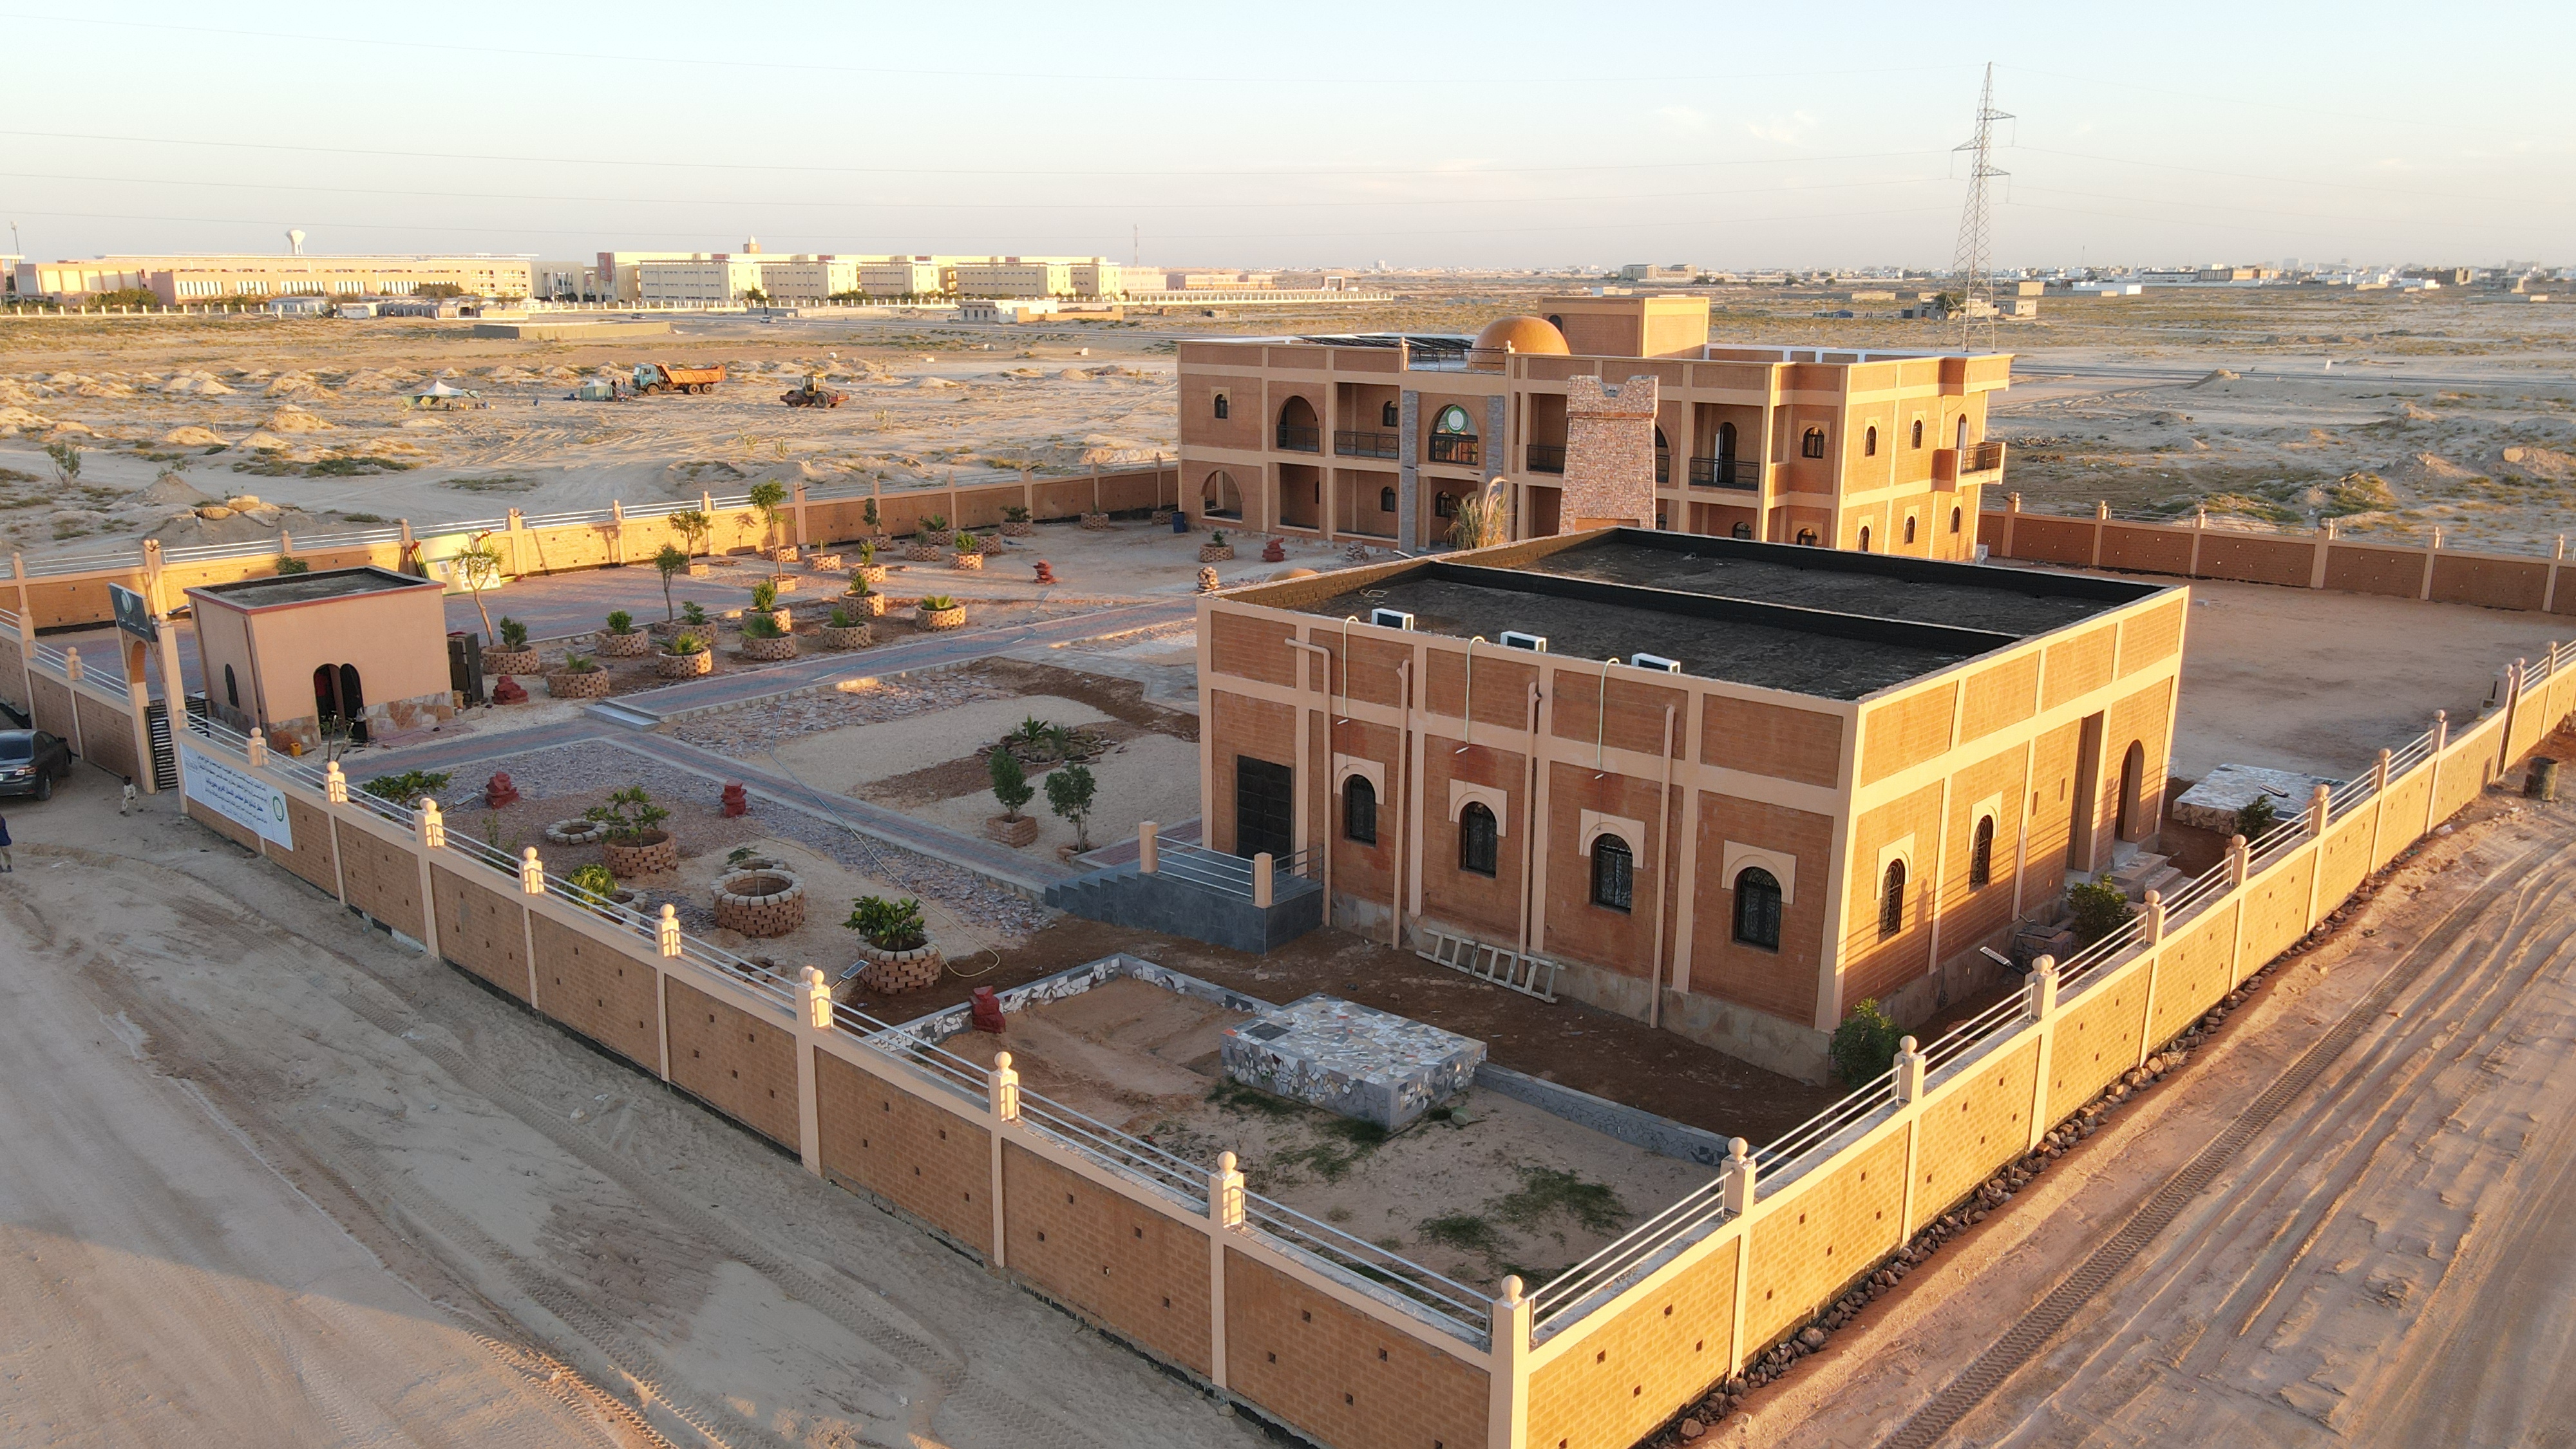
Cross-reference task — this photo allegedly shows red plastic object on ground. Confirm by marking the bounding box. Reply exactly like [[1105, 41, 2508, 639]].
[[1261, 537, 1286, 563], [721, 782, 750, 817], [1032, 560, 1056, 585], [490, 674, 527, 705], [970, 985, 1005, 1034], [484, 772, 520, 808]]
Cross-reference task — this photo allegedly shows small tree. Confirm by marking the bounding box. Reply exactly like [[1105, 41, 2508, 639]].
[[862, 497, 880, 533], [584, 786, 669, 843], [668, 508, 712, 558], [497, 615, 529, 650], [1830, 999, 1904, 1085], [748, 480, 789, 575], [989, 747, 1033, 822], [2236, 794, 2278, 840], [43, 440, 80, 486], [1044, 762, 1096, 851], [453, 537, 506, 642], [653, 543, 688, 619], [846, 895, 927, 952]]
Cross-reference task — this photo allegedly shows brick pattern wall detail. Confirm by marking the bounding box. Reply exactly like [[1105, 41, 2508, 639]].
[[1525, 1240, 1738, 1449], [813, 1049, 993, 1253], [432, 865, 531, 1003], [267, 797, 341, 896], [1000, 1143, 1213, 1376], [1560, 374, 1660, 527], [665, 979, 801, 1150], [1222, 1251, 1490, 1449], [339, 826, 425, 939], [530, 912, 660, 1066]]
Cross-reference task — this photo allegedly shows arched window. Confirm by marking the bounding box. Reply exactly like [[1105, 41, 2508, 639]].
[[1343, 776, 1378, 846], [1434, 491, 1457, 519], [1970, 817, 1994, 887], [1950, 506, 1963, 535], [1956, 415, 1969, 450], [1879, 860, 1907, 939], [1801, 427, 1827, 459], [1904, 515, 1917, 545], [1591, 835, 1634, 912], [1733, 867, 1782, 949], [1213, 393, 1229, 420], [1381, 399, 1399, 428], [1378, 486, 1397, 513], [1795, 528, 1818, 545], [1864, 425, 1879, 457], [224, 663, 240, 709], [1731, 522, 1752, 539], [1434, 405, 1473, 435], [1858, 526, 1871, 552], [1911, 418, 1924, 449], [1717, 420, 1738, 460], [1459, 802, 1499, 877], [1546, 314, 1564, 330]]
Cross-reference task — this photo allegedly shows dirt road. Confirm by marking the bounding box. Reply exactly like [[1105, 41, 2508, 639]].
[[1730, 765, 2576, 1449], [0, 770, 1264, 1449]]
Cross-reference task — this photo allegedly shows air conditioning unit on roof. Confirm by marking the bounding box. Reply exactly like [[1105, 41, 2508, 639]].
[[1370, 607, 1415, 630], [1628, 652, 1682, 674], [1499, 630, 1548, 652]]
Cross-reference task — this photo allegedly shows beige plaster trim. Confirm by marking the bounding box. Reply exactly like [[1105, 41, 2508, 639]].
[[1875, 831, 1918, 884], [1577, 809, 1645, 857], [1332, 754, 1386, 796], [1447, 778, 1510, 835], [1719, 842, 1800, 905]]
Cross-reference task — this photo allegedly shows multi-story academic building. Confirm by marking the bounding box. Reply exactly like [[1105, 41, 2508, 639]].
[[1175, 294, 2013, 558]]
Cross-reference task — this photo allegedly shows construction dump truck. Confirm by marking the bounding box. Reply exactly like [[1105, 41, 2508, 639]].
[[779, 375, 847, 408], [632, 362, 726, 395]]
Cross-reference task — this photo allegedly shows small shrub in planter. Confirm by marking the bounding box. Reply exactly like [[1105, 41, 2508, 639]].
[[984, 746, 1038, 846], [1080, 510, 1112, 530], [546, 651, 612, 698], [841, 578, 888, 616], [1198, 530, 1235, 564], [847, 895, 943, 993], [1001, 504, 1033, 537], [485, 614, 539, 674], [906, 524, 943, 561], [820, 607, 875, 650], [746, 578, 793, 630], [361, 768, 451, 804], [658, 631, 713, 677], [951, 531, 985, 569], [739, 612, 799, 661], [596, 609, 649, 656], [588, 787, 676, 876], [916, 594, 967, 630]]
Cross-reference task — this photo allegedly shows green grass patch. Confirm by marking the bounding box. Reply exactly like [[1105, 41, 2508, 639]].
[[1418, 1214, 1501, 1254], [1494, 1167, 1628, 1235], [444, 473, 536, 493], [1208, 1078, 1301, 1117], [305, 456, 416, 477]]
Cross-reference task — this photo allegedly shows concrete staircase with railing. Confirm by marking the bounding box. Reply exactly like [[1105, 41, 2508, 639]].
[[2104, 842, 2186, 902], [1044, 831, 1322, 953]]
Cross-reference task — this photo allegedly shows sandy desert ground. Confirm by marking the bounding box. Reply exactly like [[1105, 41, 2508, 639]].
[[0, 770, 1266, 1449]]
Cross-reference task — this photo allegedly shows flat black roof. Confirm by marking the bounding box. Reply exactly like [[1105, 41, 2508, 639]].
[[190, 565, 433, 609], [1287, 531, 2170, 701]]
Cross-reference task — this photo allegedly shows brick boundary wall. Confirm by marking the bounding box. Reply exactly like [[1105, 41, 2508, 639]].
[[5, 468, 1181, 633], [172, 633, 2576, 1449], [1979, 495, 2576, 614]]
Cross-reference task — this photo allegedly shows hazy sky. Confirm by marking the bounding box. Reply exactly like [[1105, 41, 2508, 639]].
[[5, 1, 2566, 272]]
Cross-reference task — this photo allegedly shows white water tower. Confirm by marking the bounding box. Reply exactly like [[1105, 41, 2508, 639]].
[[287, 228, 305, 256]]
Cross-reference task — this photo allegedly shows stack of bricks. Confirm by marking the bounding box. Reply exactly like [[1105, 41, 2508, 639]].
[[711, 870, 806, 936], [1562, 373, 1659, 529]]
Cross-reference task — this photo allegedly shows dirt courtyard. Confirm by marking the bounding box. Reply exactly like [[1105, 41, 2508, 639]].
[[0, 768, 1263, 1449]]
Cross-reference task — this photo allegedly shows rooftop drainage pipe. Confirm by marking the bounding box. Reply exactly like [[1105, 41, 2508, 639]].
[[1649, 703, 1676, 1032]]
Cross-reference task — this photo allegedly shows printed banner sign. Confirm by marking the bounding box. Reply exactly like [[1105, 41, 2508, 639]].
[[176, 736, 294, 849]]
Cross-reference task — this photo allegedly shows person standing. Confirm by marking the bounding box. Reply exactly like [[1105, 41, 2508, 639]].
[[0, 810, 12, 872]]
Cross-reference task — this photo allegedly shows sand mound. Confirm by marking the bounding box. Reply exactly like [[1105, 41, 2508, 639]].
[[151, 505, 325, 549], [159, 372, 234, 397], [0, 406, 52, 434], [238, 431, 297, 452], [2397, 402, 2440, 422], [137, 472, 213, 507], [2187, 369, 2239, 388], [41, 422, 97, 440], [263, 406, 334, 433], [0, 380, 35, 406], [161, 425, 229, 447], [2390, 451, 2483, 484], [71, 379, 135, 399], [339, 369, 414, 393], [2148, 411, 2192, 426], [912, 376, 959, 390], [1021, 434, 1165, 468], [2499, 445, 2576, 480]]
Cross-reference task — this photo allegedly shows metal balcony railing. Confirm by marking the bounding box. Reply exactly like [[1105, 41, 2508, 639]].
[[1524, 442, 1565, 474], [1654, 448, 1669, 484], [1426, 434, 1479, 466], [1965, 439, 2007, 472], [1333, 429, 1401, 459], [1689, 456, 1757, 489], [1274, 423, 1320, 453]]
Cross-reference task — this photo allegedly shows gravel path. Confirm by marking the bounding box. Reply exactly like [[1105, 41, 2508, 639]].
[[668, 666, 1012, 752]]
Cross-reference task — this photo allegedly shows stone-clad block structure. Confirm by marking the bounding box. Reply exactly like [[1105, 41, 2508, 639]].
[[1561, 374, 1660, 529]]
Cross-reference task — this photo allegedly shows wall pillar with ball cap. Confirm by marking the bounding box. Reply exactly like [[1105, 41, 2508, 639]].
[[1560, 373, 1660, 531]]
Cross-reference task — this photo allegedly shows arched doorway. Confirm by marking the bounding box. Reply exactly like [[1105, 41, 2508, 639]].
[[1429, 404, 1479, 466], [1200, 469, 1242, 520], [1276, 395, 1319, 452], [2117, 740, 2146, 840], [314, 663, 370, 744]]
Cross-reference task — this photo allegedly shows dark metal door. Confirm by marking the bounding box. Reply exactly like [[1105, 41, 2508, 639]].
[[1234, 757, 1294, 861]]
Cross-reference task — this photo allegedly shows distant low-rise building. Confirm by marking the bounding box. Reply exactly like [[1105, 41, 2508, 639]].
[[13, 252, 535, 303], [634, 256, 764, 303]]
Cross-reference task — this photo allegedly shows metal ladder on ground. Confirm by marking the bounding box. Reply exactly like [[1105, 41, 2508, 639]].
[[145, 700, 177, 791], [1417, 927, 1560, 1003]]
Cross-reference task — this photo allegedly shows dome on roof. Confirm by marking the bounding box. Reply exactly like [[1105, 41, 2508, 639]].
[[1472, 314, 1569, 355]]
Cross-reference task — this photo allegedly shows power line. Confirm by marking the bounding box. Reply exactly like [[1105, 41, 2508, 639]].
[[0, 128, 1947, 181], [1949, 62, 2010, 351]]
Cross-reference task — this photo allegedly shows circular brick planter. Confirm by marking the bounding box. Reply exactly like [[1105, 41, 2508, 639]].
[[985, 813, 1039, 846], [740, 633, 799, 661], [905, 542, 943, 562], [601, 830, 677, 878], [484, 648, 540, 676], [853, 940, 945, 995], [712, 869, 806, 937], [917, 603, 967, 631], [840, 591, 887, 617], [1001, 520, 1034, 537], [767, 574, 800, 594], [1079, 512, 1111, 531], [951, 551, 985, 571], [819, 623, 875, 650], [807, 552, 843, 571], [545, 668, 612, 699], [596, 629, 650, 657], [769, 546, 800, 564], [543, 818, 605, 846], [849, 564, 888, 587], [657, 649, 712, 677], [1151, 508, 1176, 526], [1198, 544, 1235, 563], [750, 605, 794, 632], [686, 561, 713, 577]]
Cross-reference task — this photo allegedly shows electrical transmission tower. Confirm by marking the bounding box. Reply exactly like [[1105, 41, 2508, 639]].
[[1949, 62, 2011, 351]]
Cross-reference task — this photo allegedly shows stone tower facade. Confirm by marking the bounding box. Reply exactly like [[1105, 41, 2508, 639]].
[[1561, 374, 1659, 529]]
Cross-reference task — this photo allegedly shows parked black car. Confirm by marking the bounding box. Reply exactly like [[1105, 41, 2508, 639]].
[[0, 729, 72, 800]]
